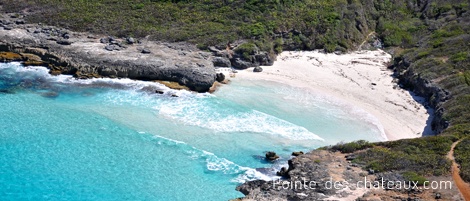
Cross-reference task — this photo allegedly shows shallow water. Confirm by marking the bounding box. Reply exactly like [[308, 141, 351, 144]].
[[0, 63, 384, 200]]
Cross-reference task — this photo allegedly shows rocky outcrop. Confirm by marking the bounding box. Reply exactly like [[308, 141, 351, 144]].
[[392, 55, 450, 133], [0, 14, 216, 92], [215, 73, 225, 82], [208, 42, 275, 70], [212, 56, 231, 67], [236, 150, 369, 201], [291, 151, 304, 156], [265, 151, 280, 161]]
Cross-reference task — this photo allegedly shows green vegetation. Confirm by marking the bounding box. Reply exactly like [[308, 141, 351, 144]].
[[455, 138, 470, 182], [1, 0, 470, 184], [329, 136, 457, 180], [361, 136, 455, 176], [402, 171, 428, 186], [0, 0, 429, 53], [329, 140, 372, 153]]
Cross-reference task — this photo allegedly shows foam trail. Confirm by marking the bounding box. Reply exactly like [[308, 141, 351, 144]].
[[148, 133, 274, 183], [276, 85, 387, 141], [157, 97, 324, 141]]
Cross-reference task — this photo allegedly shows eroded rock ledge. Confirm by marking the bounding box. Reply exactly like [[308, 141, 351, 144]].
[[234, 149, 463, 201], [234, 150, 369, 201], [0, 14, 216, 92]]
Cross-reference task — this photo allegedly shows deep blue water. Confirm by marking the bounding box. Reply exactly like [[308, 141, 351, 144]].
[[0, 63, 384, 200]]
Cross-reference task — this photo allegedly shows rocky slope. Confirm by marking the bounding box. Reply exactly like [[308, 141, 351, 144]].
[[235, 149, 463, 201], [0, 14, 216, 92]]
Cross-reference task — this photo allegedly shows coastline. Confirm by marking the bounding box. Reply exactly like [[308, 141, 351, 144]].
[[227, 50, 433, 141]]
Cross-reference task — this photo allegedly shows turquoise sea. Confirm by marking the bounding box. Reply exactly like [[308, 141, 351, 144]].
[[0, 62, 384, 200]]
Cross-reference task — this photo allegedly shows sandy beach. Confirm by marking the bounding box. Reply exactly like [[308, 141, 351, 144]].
[[223, 50, 432, 141]]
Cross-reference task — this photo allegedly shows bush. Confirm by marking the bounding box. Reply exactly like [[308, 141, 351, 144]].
[[330, 140, 373, 153], [451, 52, 468, 63], [402, 171, 428, 186]]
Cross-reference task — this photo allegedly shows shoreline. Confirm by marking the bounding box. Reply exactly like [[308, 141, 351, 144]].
[[224, 50, 433, 141]]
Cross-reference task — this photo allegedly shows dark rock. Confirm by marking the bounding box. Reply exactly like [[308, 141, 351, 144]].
[[236, 180, 268, 196], [212, 57, 231, 67], [62, 33, 70, 39], [141, 48, 151, 54], [368, 169, 375, 174], [15, 20, 25, 25], [56, 39, 72, 45], [253, 66, 263, 72], [215, 73, 225, 82], [126, 37, 135, 44], [291, 151, 304, 156], [110, 39, 119, 45], [232, 58, 253, 69], [105, 44, 117, 51], [100, 37, 109, 44], [265, 151, 279, 161], [3, 26, 13, 30], [254, 52, 274, 66], [276, 167, 289, 177], [156, 90, 164, 94], [345, 154, 357, 161], [435, 193, 441, 199]]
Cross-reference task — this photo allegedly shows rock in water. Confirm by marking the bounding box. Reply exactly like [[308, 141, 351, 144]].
[[292, 151, 304, 156], [276, 167, 289, 177], [265, 151, 279, 161], [253, 66, 263, 72], [215, 73, 225, 82]]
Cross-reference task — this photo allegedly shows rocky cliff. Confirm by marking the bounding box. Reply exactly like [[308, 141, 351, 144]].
[[0, 14, 216, 92]]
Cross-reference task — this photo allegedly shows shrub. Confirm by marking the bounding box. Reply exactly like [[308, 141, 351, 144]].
[[402, 171, 428, 186], [330, 140, 373, 153], [451, 52, 468, 63]]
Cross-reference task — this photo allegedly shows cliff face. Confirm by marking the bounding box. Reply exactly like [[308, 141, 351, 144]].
[[0, 16, 216, 92], [392, 55, 451, 134]]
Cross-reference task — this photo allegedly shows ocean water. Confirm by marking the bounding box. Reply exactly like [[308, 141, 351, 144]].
[[0, 62, 384, 200]]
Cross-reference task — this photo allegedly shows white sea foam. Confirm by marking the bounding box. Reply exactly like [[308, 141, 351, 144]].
[[149, 133, 274, 183], [1, 63, 208, 102], [275, 85, 387, 141], [156, 97, 324, 141]]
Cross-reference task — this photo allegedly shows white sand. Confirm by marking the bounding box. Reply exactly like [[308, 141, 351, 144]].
[[225, 50, 431, 141]]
